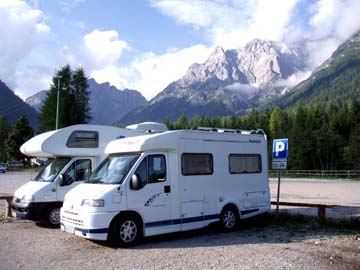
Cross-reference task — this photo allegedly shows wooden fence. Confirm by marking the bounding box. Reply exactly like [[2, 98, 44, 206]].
[[269, 170, 360, 178]]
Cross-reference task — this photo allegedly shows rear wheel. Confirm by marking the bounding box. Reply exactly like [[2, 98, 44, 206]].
[[220, 206, 239, 231], [110, 215, 142, 247], [42, 207, 61, 228]]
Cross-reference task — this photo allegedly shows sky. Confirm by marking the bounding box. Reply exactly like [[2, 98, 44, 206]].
[[1, 0, 360, 101]]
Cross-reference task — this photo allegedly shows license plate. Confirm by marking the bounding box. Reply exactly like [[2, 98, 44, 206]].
[[64, 225, 75, 234], [11, 211, 16, 218]]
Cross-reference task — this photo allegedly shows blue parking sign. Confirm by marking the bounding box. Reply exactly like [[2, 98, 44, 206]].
[[272, 139, 288, 169]]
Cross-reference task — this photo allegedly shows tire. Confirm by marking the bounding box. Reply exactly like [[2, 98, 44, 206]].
[[220, 206, 239, 232], [42, 207, 61, 228], [109, 215, 142, 247]]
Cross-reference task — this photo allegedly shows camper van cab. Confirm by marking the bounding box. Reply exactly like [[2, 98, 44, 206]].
[[12, 123, 167, 227], [60, 127, 270, 246]]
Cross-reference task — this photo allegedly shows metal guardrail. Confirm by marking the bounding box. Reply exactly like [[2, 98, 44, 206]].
[[269, 170, 360, 178]]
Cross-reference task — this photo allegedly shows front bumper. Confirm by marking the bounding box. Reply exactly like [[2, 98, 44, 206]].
[[11, 201, 62, 221], [60, 208, 116, 241]]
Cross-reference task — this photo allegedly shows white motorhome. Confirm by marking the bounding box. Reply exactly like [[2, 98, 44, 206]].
[[60, 127, 270, 246], [12, 123, 168, 227]]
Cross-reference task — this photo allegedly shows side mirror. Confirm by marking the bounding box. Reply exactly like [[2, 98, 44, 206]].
[[59, 174, 65, 186], [130, 174, 142, 190]]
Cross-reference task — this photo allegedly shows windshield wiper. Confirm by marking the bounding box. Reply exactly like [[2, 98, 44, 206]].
[[86, 179, 104, 184]]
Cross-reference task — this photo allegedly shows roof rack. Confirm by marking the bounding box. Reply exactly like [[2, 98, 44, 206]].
[[192, 126, 267, 140]]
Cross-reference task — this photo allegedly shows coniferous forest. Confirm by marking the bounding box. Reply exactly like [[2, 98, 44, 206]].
[[165, 100, 360, 171]]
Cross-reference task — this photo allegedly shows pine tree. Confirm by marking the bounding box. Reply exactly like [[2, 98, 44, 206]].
[[39, 65, 91, 132], [4, 116, 33, 161], [0, 114, 10, 162]]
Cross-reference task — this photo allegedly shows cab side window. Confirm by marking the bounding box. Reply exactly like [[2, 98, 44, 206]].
[[148, 155, 166, 183], [132, 155, 166, 190], [63, 159, 92, 185]]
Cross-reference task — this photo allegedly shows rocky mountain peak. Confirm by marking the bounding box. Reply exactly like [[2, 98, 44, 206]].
[[180, 38, 306, 93]]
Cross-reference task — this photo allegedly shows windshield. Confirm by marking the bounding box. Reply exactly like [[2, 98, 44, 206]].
[[87, 154, 140, 184], [32, 158, 71, 182]]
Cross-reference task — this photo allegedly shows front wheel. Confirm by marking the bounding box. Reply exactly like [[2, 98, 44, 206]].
[[220, 207, 239, 232], [42, 207, 61, 228], [110, 216, 142, 247]]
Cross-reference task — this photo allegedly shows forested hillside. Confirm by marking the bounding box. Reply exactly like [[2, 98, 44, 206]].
[[0, 80, 39, 130], [269, 31, 360, 109], [166, 101, 360, 170]]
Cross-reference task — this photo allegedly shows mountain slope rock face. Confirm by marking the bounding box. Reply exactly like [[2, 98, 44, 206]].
[[268, 31, 360, 109], [120, 39, 307, 124], [87, 78, 147, 125], [25, 78, 147, 126], [0, 80, 39, 129], [25, 90, 48, 112]]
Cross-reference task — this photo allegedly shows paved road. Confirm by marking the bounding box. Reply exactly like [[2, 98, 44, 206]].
[[269, 178, 360, 218]]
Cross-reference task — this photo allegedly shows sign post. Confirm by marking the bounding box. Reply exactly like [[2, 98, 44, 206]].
[[272, 138, 288, 219]]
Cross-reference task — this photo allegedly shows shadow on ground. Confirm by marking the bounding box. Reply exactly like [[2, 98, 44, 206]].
[[92, 211, 360, 250]]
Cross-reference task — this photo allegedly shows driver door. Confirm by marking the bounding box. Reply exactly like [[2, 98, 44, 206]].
[[126, 154, 174, 236], [56, 158, 92, 201]]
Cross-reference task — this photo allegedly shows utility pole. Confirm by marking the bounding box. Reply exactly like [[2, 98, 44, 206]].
[[55, 77, 60, 130]]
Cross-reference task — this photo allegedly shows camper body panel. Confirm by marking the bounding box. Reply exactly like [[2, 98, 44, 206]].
[[60, 129, 270, 241]]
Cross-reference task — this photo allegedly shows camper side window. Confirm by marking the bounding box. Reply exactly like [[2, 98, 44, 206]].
[[132, 155, 166, 190], [66, 131, 99, 148], [229, 154, 262, 174], [63, 159, 92, 185], [181, 153, 213, 175]]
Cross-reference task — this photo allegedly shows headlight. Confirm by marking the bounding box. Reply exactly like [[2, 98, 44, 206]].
[[81, 199, 104, 207], [22, 195, 34, 202]]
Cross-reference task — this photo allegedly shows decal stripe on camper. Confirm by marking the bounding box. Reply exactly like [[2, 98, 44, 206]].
[[145, 214, 220, 228]]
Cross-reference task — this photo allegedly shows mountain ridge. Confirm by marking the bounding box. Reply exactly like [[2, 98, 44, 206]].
[[25, 78, 148, 126], [267, 31, 360, 109], [0, 80, 39, 129], [119, 39, 308, 124]]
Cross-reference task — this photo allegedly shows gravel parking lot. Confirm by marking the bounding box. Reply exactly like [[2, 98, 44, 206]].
[[0, 171, 359, 270]]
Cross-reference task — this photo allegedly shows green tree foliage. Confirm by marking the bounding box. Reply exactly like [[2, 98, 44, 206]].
[[0, 114, 10, 161], [165, 100, 360, 170], [39, 65, 91, 132], [4, 116, 33, 161]]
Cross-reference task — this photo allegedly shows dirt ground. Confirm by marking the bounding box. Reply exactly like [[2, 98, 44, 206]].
[[0, 171, 359, 270]]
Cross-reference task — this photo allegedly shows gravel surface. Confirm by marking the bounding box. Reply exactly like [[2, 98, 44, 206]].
[[0, 218, 359, 270], [0, 171, 359, 270]]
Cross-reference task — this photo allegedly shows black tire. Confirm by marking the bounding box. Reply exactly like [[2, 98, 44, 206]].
[[109, 215, 142, 247], [220, 206, 239, 232], [42, 207, 61, 228]]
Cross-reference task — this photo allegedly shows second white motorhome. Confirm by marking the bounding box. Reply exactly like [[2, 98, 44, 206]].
[[12, 123, 167, 227], [60, 127, 270, 246]]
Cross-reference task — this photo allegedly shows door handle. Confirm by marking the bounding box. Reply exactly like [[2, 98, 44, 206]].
[[164, 185, 171, 193]]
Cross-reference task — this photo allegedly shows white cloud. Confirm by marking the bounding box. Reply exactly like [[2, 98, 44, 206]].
[[61, 29, 211, 100], [306, 0, 360, 67], [88, 45, 212, 100], [151, 0, 300, 49], [275, 70, 312, 88], [225, 83, 259, 99], [130, 45, 212, 99], [0, 0, 49, 92], [15, 65, 52, 99], [10, 0, 360, 102], [150, 0, 360, 90], [90, 65, 135, 90], [83, 29, 129, 70], [87, 0, 360, 99], [58, 45, 78, 66]]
